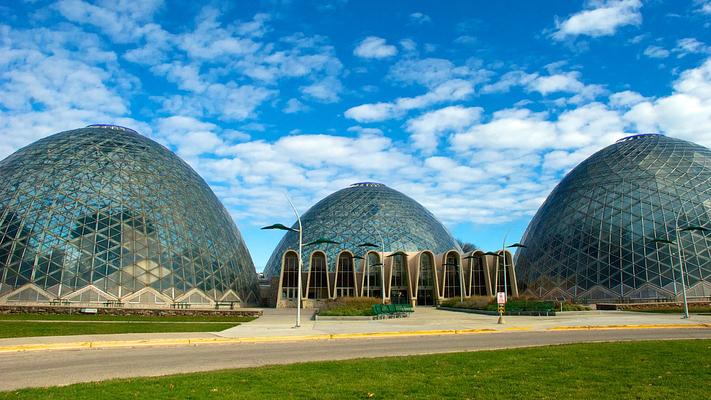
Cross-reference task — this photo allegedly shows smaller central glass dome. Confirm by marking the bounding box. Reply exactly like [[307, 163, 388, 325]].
[[263, 183, 460, 276]]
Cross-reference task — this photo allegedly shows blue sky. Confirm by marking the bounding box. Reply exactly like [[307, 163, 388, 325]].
[[2, 0, 711, 271]]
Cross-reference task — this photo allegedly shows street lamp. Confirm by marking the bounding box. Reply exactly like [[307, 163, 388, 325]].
[[504, 243, 527, 297], [357, 242, 379, 300], [648, 237, 689, 319], [359, 222, 387, 304], [261, 197, 303, 327], [348, 255, 364, 298], [648, 224, 708, 319]]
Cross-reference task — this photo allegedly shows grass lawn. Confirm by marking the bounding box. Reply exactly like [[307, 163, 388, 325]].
[[0, 314, 256, 338], [0, 313, 256, 323], [1, 340, 709, 399]]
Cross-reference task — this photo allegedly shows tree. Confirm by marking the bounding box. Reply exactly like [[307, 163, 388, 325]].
[[457, 239, 478, 253]]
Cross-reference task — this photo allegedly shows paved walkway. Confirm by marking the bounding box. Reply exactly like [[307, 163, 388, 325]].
[[217, 307, 711, 338], [0, 308, 709, 352]]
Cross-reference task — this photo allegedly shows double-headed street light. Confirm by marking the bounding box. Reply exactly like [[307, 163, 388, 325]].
[[648, 224, 709, 319], [357, 242, 379, 300], [261, 196, 303, 327], [262, 196, 339, 328]]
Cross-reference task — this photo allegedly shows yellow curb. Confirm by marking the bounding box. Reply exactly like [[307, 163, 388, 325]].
[[1, 323, 708, 353], [547, 323, 711, 331], [0, 328, 508, 353]]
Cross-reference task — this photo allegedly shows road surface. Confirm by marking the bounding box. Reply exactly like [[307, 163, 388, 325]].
[[0, 328, 709, 391]]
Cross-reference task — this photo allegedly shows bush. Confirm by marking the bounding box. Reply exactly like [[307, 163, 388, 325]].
[[560, 303, 592, 311], [440, 296, 493, 310], [317, 297, 381, 316]]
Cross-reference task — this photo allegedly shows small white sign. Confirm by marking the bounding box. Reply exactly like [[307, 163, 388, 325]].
[[497, 292, 507, 305]]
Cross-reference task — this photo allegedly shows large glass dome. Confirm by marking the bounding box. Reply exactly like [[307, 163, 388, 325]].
[[0, 125, 258, 305], [264, 182, 461, 276], [515, 134, 711, 300]]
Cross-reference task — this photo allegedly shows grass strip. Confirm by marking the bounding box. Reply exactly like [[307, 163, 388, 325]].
[[0, 314, 256, 323], [0, 321, 238, 338], [0, 340, 708, 399]]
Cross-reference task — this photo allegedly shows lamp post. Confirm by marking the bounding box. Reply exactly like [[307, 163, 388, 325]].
[[359, 222, 387, 304], [505, 243, 527, 297], [648, 224, 708, 319], [261, 197, 303, 327], [648, 237, 689, 319], [349, 255, 364, 298], [358, 242, 380, 301]]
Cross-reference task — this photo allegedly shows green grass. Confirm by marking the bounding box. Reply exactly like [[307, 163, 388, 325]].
[[0, 313, 256, 323], [0, 321, 241, 338], [1, 340, 709, 399], [0, 314, 256, 338]]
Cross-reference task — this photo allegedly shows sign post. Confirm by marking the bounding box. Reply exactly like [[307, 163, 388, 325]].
[[496, 291, 507, 324]]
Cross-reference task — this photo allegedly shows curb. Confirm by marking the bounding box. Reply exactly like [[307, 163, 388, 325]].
[[0, 323, 708, 353]]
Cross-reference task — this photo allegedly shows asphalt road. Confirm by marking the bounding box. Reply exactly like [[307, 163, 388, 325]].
[[0, 328, 709, 391]]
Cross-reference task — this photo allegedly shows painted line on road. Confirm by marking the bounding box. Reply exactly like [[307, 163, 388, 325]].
[[0, 323, 708, 353]]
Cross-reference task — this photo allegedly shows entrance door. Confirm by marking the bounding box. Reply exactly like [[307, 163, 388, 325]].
[[417, 253, 435, 305], [389, 253, 410, 304]]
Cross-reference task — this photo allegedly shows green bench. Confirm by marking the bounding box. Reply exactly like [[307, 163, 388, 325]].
[[372, 303, 414, 319]]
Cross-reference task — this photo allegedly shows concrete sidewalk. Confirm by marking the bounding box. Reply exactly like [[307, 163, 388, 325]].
[[0, 307, 709, 352], [217, 307, 711, 338]]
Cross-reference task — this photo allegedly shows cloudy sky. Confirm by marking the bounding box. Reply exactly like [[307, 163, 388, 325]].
[[2, 0, 711, 270]]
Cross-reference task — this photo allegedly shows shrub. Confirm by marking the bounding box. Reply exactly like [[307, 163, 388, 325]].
[[317, 297, 381, 316], [440, 296, 493, 310]]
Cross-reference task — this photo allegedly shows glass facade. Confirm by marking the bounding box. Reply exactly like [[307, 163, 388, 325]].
[[515, 134, 711, 300], [264, 182, 461, 278], [0, 125, 258, 305]]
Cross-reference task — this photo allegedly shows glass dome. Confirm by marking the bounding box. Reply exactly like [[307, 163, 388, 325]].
[[264, 182, 461, 276], [515, 134, 711, 300], [0, 125, 258, 305]]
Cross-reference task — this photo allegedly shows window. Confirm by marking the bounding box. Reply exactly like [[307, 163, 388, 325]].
[[335, 253, 354, 297]]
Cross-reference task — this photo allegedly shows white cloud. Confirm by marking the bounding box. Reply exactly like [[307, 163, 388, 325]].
[[481, 70, 605, 103], [156, 116, 223, 157], [55, 0, 164, 42], [696, 0, 711, 14], [643, 45, 670, 59], [344, 103, 396, 123], [673, 38, 710, 58], [609, 90, 647, 107], [345, 79, 475, 123], [353, 36, 398, 59], [283, 98, 309, 114], [451, 103, 625, 153], [388, 57, 490, 88], [623, 59, 711, 146], [409, 12, 431, 24], [301, 77, 342, 103], [406, 106, 482, 152], [552, 0, 642, 40]]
